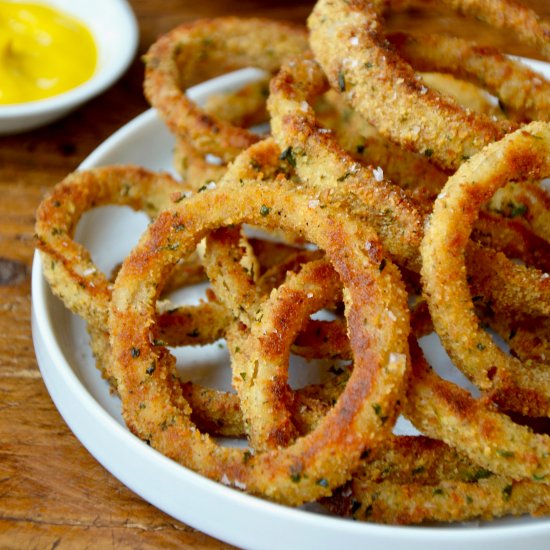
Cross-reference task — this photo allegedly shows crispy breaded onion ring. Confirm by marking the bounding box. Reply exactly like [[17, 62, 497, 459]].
[[268, 55, 424, 270], [421, 121, 550, 416], [109, 176, 409, 505], [327, 476, 550, 524], [309, 0, 550, 171], [226, 258, 344, 451], [391, 0, 550, 59], [315, 88, 448, 207], [216, 242, 550, 487], [405, 337, 550, 482], [143, 17, 307, 163], [316, 73, 550, 261], [202, 226, 262, 324], [316, 70, 504, 200], [268, 54, 550, 318], [35, 165, 183, 327], [34, 165, 230, 339], [308, 0, 516, 171], [387, 32, 550, 123], [326, 434, 550, 524]]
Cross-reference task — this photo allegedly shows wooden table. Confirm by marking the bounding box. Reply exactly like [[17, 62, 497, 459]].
[[1, 1, 548, 547]]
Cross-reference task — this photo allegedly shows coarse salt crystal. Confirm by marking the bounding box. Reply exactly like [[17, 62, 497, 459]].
[[205, 181, 217, 190], [300, 101, 309, 112], [205, 154, 223, 166], [389, 352, 406, 364], [420, 86, 428, 95], [350, 36, 359, 46], [372, 166, 384, 182], [387, 309, 397, 321], [234, 480, 247, 490], [308, 199, 320, 209], [307, 292, 314, 299], [220, 474, 230, 486]]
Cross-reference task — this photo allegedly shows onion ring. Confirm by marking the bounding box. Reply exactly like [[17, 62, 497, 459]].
[[225, 258, 344, 450], [315, 82, 550, 271], [35, 165, 183, 327], [243, 245, 550, 489], [327, 476, 550, 524], [390, 0, 550, 59], [109, 176, 409, 505], [315, 88, 448, 207], [268, 55, 425, 270], [308, 0, 516, 171], [387, 31, 550, 122], [268, 54, 550, 318], [405, 337, 550, 482], [143, 17, 307, 163], [325, 435, 550, 524], [421, 121, 550, 416]]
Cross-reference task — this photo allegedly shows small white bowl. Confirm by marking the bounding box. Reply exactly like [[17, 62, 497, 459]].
[[0, 0, 138, 134]]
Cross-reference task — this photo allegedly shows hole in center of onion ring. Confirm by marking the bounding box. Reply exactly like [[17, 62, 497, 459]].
[[74, 205, 149, 277]]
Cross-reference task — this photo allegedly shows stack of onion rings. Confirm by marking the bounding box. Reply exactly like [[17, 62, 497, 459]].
[[35, 0, 550, 526]]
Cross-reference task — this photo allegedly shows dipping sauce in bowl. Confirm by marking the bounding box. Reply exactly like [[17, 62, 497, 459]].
[[0, 1, 97, 105]]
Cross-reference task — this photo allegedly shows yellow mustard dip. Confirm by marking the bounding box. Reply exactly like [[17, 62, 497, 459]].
[[0, 1, 97, 104]]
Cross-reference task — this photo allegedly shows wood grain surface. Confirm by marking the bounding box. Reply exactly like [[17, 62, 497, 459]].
[[1, 1, 548, 548]]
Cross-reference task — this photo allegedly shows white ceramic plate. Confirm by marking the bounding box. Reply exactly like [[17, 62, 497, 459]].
[[32, 65, 550, 550]]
